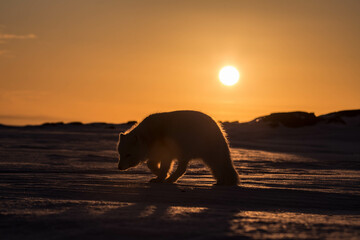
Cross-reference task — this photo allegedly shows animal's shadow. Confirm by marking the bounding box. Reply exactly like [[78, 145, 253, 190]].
[[86, 182, 360, 238]]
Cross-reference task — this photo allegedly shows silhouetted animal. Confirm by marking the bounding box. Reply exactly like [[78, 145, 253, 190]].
[[117, 110, 239, 185]]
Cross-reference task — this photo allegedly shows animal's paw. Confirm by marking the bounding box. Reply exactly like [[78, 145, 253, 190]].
[[149, 177, 164, 183], [164, 178, 176, 184]]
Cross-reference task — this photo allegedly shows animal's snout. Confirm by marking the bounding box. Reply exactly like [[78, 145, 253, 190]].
[[118, 163, 123, 170], [118, 162, 127, 170]]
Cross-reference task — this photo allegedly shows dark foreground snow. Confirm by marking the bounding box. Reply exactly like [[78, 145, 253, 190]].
[[0, 125, 359, 239]]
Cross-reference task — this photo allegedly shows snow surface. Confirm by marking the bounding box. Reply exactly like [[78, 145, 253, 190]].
[[0, 123, 359, 239]]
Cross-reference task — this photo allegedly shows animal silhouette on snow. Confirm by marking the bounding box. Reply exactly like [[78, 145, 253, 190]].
[[117, 110, 239, 185]]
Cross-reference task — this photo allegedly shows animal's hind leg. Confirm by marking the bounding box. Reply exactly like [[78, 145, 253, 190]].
[[203, 154, 239, 186], [149, 158, 172, 183], [165, 159, 189, 183]]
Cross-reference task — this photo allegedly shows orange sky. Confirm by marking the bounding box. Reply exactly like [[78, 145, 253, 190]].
[[1, 0, 359, 125]]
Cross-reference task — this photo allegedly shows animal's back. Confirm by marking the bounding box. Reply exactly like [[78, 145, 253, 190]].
[[163, 111, 229, 155], [139, 111, 225, 145]]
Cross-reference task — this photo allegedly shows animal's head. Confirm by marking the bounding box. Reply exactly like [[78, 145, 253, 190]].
[[117, 133, 147, 170]]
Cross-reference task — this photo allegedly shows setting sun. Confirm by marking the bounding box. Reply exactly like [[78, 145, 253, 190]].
[[219, 66, 240, 86]]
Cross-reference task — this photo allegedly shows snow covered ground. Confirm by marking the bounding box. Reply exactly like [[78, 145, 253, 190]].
[[0, 122, 359, 239]]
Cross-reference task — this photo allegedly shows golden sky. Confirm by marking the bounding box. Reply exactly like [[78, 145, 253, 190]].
[[1, 0, 359, 125]]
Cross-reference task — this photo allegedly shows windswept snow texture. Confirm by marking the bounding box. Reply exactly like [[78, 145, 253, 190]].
[[0, 120, 359, 239]]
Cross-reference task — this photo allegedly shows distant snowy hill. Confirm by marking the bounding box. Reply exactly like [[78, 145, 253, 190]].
[[318, 110, 360, 126], [236, 109, 360, 128], [222, 109, 360, 155]]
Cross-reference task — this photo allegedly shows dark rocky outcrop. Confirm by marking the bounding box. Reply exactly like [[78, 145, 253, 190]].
[[253, 111, 319, 128]]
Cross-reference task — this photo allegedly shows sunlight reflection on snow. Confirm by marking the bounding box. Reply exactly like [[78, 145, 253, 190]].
[[229, 211, 360, 239], [166, 206, 208, 220], [139, 205, 157, 218], [0, 198, 134, 216]]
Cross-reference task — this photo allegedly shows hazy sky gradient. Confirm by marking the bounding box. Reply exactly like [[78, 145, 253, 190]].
[[1, 0, 359, 125]]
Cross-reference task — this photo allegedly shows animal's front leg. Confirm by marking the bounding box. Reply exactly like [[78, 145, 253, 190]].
[[165, 159, 189, 183], [149, 159, 171, 183], [147, 159, 160, 176]]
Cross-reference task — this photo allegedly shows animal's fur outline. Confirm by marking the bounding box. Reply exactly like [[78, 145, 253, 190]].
[[117, 110, 239, 185]]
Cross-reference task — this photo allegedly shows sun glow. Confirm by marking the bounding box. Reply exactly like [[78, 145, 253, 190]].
[[219, 66, 240, 86]]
